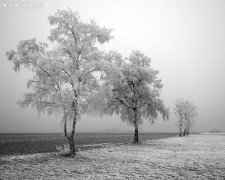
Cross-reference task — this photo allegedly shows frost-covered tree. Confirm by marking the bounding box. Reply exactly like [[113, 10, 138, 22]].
[[98, 51, 169, 143], [183, 101, 197, 135], [174, 100, 185, 136], [174, 99, 197, 136], [6, 10, 112, 156]]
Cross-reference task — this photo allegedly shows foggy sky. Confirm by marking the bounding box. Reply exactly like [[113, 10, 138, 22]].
[[0, 0, 225, 133]]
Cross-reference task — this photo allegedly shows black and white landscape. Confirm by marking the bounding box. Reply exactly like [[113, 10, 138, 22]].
[[0, 0, 225, 179]]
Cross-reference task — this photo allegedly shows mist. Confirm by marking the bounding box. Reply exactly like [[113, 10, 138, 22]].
[[0, 0, 225, 133]]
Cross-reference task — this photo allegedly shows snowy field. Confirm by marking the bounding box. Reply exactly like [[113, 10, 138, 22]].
[[0, 134, 225, 179]]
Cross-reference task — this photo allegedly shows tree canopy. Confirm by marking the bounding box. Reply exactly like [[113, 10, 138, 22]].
[[174, 99, 197, 136], [94, 50, 169, 143], [6, 9, 112, 155], [6, 9, 169, 149]]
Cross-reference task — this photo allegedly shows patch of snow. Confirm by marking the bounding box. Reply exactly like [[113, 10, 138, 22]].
[[1, 134, 225, 179]]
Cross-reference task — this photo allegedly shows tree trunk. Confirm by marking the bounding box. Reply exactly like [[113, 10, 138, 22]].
[[178, 118, 183, 137], [133, 108, 139, 144], [133, 116, 139, 144], [68, 136, 76, 156], [63, 100, 77, 157], [186, 128, 190, 136], [64, 114, 67, 137], [63, 114, 74, 156], [64, 126, 76, 157], [66, 124, 76, 156], [69, 100, 77, 156], [179, 126, 183, 137], [133, 126, 139, 144], [183, 128, 186, 136]]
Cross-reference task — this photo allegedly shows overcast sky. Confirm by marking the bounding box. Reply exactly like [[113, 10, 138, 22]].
[[0, 0, 225, 133]]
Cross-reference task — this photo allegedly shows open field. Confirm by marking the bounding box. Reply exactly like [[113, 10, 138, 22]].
[[1, 134, 225, 179], [0, 132, 176, 155]]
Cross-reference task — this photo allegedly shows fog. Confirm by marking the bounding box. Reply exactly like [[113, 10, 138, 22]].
[[0, 0, 225, 133]]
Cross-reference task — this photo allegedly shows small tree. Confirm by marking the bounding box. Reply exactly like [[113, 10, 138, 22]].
[[174, 100, 185, 136], [6, 10, 112, 156], [174, 99, 197, 136], [183, 101, 197, 135], [99, 51, 169, 144]]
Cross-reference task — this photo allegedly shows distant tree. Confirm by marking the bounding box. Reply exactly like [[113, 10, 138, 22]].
[[174, 99, 197, 136], [97, 51, 169, 144], [6, 10, 112, 156], [183, 101, 197, 136], [174, 100, 186, 136]]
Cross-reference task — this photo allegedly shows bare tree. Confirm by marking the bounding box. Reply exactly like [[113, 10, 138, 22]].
[[6, 10, 112, 156], [174, 99, 197, 136]]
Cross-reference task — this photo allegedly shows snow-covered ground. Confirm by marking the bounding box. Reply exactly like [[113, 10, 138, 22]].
[[1, 134, 225, 179]]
